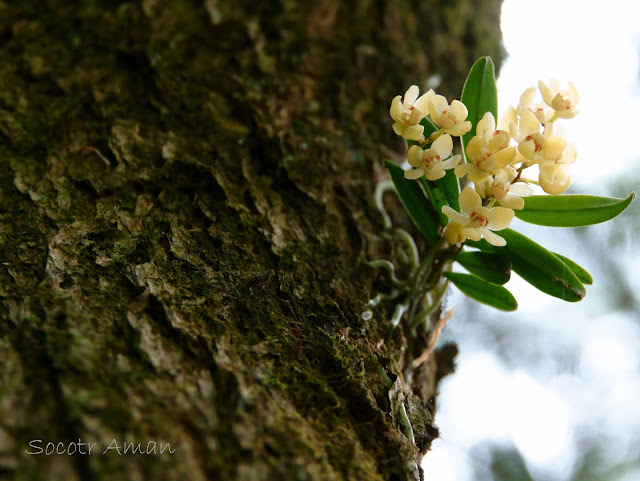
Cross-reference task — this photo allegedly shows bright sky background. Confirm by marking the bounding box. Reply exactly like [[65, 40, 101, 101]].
[[423, 1, 640, 480]]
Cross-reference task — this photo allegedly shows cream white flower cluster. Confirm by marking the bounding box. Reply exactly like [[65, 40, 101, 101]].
[[390, 81, 580, 247], [499, 81, 579, 195], [390, 86, 470, 181]]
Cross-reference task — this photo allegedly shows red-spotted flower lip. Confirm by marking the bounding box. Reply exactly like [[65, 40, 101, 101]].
[[441, 187, 515, 247]]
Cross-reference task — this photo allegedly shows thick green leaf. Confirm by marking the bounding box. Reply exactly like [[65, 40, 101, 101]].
[[420, 178, 449, 227], [435, 169, 460, 212], [384, 160, 440, 244], [553, 252, 593, 285], [460, 57, 498, 163], [500, 229, 585, 302], [444, 272, 517, 311], [418, 160, 461, 224], [518, 193, 636, 227], [516, 193, 635, 227], [455, 251, 511, 285]]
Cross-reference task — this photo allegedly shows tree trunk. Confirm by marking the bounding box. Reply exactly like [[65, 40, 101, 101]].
[[0, 1, 503, 479]]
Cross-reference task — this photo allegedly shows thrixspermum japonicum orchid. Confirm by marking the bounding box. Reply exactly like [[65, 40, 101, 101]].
[[368, 58, 634, 461], [428, 95, 472, 137], [539, 80, 580, 120], [454, 112, 515, 186], [390, 85, 435, 141], [371, 56, 633, 327], [442, 187, 514, 246], [404, 135, 461, 181]]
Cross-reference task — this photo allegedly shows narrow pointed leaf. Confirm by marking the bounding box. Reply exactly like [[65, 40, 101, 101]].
[[444, 272, 517, 311], [460, 56, 498, 163], [435, 169, 461, 212], [553, 252, 593, 285], [420, 178, 450, 226], [516, 193, 635, 227], [384, 160, 440, 244], [500, 229, 585, 302], [455, 251, 511, 285]]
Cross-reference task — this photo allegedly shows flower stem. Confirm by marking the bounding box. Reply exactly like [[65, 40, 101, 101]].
[[423, 128, 444, 145]]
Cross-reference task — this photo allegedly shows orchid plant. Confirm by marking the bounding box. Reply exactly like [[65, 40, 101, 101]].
[[373, 57, 634, 324]]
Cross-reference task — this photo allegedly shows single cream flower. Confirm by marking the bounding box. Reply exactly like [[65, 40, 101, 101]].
[[487, 168, 533, 210], [538, 80, 580, 119], [538, 144, 577, 194], [428, 95, 472, 136], [442, 187, 514, 246], [455, 112, 515, 184], [515, 115, 567, 164], [390, 85, 435, 140], [443, 222, 468, 247], [404, 134, 461, 180]]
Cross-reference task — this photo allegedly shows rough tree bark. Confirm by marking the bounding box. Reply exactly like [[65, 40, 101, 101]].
[[0, 1, 503, 480]]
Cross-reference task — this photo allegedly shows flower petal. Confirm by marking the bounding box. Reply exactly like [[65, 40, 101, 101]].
[[407, 145, 423, 167], [487, 131, 511, 152], [454, 163, 475, 178], [403, 85, 419, 109], [539, 175, 572, 194], [553, 109, 578, 119], [488, 206, 514, 230], [499, 194, 524, 210], [446, 121, 472, 136], [404, 167, 425, 180], [538, 80, 554, 106], [432, 133, 453, 157], [406, 107, 424, 125], [463, 226, 482, 242], [465, 135, 485, 164], [441, 154, 461, 170], [444, 223, 467, 246], [480, 228, 506, 247], [510, 150, 527, 166], [459, 186, 481, 215], [426, 165, 445, 181], [543, 136, 567, 160], [568, 82, 579, 103], [519, 111, 541, 137], [518, 87, 537, 111], [476, 112, 496, 137], [538, 162, 556, 184], [390, 96, 403, 121], [450, 100, 469, 119], [562, 145, 577, 165], [442, 206, 469, 225], [414, 89, 435, 114], [494, 166, 517, 183], [428, 95, 448, 124], [509, 183, 533, 197], [492, 147, 516, 169], [402, 124, 424, 141], [498, 106, 517, 131], [467, 170, 491, 185], [392, 123, 404, 136]]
